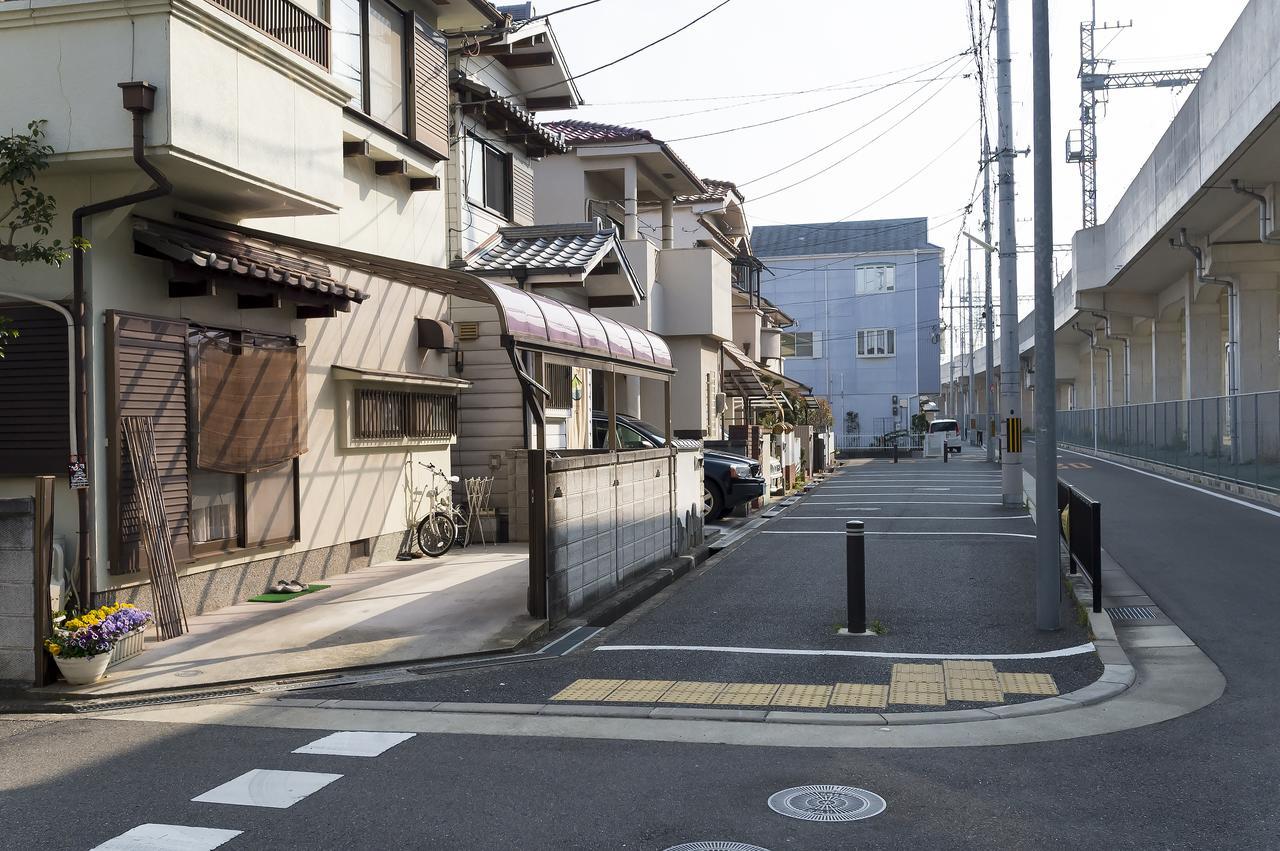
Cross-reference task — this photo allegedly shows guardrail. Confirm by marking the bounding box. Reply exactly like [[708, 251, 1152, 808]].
[[834, 433, 925, 452], [1056, 479, 1102, 613], [1058, 390, 1280, 494], [208, 0, 331, 69]]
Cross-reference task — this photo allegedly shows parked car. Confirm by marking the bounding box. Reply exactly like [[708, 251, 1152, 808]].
[[590, 412, 765, 520], [929, 417, 962, 454]]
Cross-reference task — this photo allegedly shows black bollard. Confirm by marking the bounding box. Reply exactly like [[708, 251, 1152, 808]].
[[846, 520, 866, 634]]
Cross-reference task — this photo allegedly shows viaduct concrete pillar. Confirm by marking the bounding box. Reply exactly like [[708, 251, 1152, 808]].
[[1152, 320, 1184, 402], [1236, 273, 1280, 393], [1130, 323, 1153, 403], [1185, 302, 1225, 399]]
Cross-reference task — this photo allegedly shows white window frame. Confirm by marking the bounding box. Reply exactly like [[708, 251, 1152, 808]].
[[781, 330, 821, 359], [855, 264, 896, 295], [856, 328, 895, 357]]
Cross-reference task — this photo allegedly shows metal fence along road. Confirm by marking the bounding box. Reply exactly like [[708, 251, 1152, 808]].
[[1057, 390, 1280, 494]]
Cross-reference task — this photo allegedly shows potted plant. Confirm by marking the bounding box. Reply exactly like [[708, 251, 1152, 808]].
[[45, 604, 153, 685]]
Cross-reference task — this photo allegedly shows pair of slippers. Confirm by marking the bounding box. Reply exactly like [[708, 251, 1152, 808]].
[[267, 579, 309, 594]]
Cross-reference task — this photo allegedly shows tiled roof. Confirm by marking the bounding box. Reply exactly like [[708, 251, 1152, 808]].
[[752, 218, 937, 258], [466, 223, 620, 274], [675, 178, 741, 205], [543, 119, 655, 145], [132, 218, 369, 304], [451, 72, 568, 154]]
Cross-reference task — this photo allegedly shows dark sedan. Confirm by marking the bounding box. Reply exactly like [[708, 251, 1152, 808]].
[[590, 412, 765, 519]]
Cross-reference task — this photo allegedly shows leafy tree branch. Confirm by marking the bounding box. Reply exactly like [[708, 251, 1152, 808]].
[[0, 120, 89, 266]]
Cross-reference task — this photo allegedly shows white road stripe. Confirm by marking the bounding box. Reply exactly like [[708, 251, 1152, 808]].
[[594, 642, 1096, 660], [760, 530, 1035, 539], [293, 731, 415, 757], [92, 825, 243, 851], [192, 769, 342, 809], [1053, 445, 1280, 519], [775, 515, 1033, 521], [808, 501, 1003, 505]]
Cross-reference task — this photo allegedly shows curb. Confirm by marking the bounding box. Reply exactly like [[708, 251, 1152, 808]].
[[214, 665, 1135, 728]]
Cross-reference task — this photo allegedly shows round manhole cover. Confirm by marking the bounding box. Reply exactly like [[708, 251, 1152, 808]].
[[767, 785, 886, 822], [663, 844, 771, 851]]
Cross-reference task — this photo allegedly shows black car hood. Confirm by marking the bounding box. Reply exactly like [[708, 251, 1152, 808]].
[[705, 449, 756, 465]]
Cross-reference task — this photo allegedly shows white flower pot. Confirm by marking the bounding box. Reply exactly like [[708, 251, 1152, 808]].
[[53, 653, 111, 685]]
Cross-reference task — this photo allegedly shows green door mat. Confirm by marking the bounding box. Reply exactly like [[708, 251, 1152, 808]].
[[248, 584, 330, 603]]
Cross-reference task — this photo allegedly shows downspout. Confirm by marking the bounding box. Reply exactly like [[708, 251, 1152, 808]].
[[1074, 323, 1104, 451], [1091, 311, 1131, 404], [1230, 180, 1280, 245], [1170, 229, 1239, 399], [70, 81, 172, 607]]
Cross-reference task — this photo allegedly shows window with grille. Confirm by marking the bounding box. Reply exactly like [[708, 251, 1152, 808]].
[[856, 328, 895, 357], [855, 264, 896, 294], [545, 364, 574, 410], [353, 388, 457, 440]]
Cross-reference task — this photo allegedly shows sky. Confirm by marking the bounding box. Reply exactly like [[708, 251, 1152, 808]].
[[531, 0, 1248, 334]]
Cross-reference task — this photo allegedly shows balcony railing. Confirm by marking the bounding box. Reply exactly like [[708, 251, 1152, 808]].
[[207, 0, 331, 70]]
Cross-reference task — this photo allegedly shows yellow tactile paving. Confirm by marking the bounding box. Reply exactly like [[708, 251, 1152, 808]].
[[888, 681, 946, 706], [944, 660, 1004, 703], [892, 663, 944, 683], [549, 678, 627, 701], [830, 683, 889, 709], [656, 681, 729, 704], [770, 684, 834, 708], [601, 680, 677, 702], [999, 672, 1059, 696], [713, 683, 781, 706]]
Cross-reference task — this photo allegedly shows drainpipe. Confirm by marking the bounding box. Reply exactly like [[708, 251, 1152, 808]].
[[1091, 311, 1131, 404], [1171, 227, 1240, 463], [1230, 180, 1280, 245], [70, 81, 172, 606], [1074, 322, 1106, 451]]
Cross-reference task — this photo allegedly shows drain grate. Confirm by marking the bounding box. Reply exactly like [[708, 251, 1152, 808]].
[[1106, 605, 1156, 621], [663, 844, 771, 851], [73, 686, 256, 713], [767, 785, 886, 822]]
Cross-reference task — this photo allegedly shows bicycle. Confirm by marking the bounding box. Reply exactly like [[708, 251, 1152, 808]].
[[411, 462, 469, 557]]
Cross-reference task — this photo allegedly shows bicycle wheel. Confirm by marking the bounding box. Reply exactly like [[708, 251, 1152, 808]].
[[416, 511, 457, 557]]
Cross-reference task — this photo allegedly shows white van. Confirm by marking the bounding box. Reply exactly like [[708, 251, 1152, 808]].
[[929, 418, 961, 454]]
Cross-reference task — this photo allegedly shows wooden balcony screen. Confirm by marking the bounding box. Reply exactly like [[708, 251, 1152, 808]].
[[207, 0, 331, 70]]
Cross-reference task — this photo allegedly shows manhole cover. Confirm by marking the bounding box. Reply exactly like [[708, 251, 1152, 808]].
[[767, 785, 886, 822], [663, 844, 771, 851]]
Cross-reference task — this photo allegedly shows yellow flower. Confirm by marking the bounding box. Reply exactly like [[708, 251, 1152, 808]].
[[46, 643, 61, 655], [65, 619, 83, 629]]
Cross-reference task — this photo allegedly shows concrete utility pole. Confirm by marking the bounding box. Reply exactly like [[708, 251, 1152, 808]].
[[965, 240, 975, 437], [1032, 0, 1060, 631], [996, 0, 1023, 505], [982, 141, 995, 464]]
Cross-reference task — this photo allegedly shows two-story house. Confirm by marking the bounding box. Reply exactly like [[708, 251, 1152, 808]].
[[755, 218, 943, 442]]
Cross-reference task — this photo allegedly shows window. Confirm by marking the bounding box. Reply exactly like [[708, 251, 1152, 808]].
[[857, 328, 896, 357], [855, 264, 895, 295], [467, 134, 513, 218], [330, 0, 448, 150], [781, 331, 821, 359], [544, 364, 574, 410], [353, 388, 457, 440]]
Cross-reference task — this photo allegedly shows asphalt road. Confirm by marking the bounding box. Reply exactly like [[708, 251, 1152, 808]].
[[5, 453, 1279, 849]]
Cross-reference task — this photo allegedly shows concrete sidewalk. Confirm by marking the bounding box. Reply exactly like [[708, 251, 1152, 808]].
[[37, 545, 543, 698]]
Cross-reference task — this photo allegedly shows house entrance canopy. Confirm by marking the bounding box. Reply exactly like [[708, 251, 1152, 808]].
[[163, 215, 674, 380]]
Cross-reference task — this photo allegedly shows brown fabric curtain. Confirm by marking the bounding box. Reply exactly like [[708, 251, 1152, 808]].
[[194, 337, 307, 474]]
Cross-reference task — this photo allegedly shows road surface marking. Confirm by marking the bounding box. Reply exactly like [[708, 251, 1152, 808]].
[[774, 516, 1032, 521], [293, 731, 415, 757], [594, 643, 1095, 661], [760, 531, 1036, 539], [191, 769, 342, 809], [92, 825, 243, 851], [1053, 445, 1280, 519]]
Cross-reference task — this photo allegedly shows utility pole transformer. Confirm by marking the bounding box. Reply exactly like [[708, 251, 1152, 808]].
[[995, 0, 1022, 505], [1032, 0, 1059, 631]]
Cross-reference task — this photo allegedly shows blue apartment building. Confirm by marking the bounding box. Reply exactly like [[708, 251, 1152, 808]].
[[754, 218, 942, 441]]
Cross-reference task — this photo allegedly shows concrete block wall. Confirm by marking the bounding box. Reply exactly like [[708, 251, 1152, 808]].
[[0, 498, 34, 684], [545, 449, 674, 619]]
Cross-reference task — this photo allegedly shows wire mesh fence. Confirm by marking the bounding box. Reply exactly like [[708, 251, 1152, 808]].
[[1057, 390, 1280, 494]]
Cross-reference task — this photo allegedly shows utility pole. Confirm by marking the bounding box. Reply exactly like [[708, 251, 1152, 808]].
[[965, 239, 975, 439], [995, 0, 1022, 505], [982, 144, 995, 464], [1032, 0, 1060, 631]]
